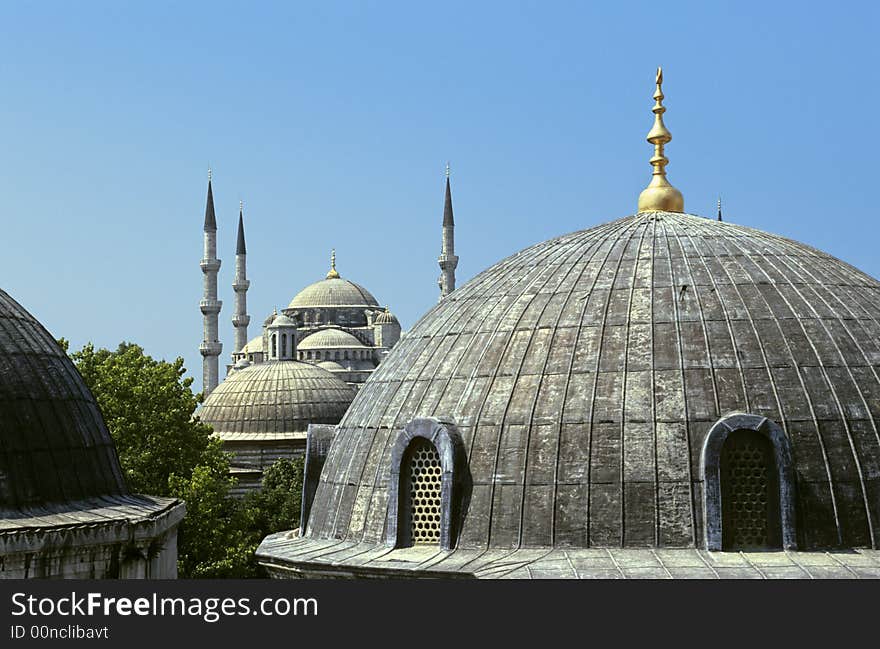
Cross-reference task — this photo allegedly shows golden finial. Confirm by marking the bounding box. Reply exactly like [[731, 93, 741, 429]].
[[326, 248, 340, 279], [445, 162, 450, 178], [208, 167, 212, 182], [637, 67, 684, 213], [717, 196, 722, 222], [240, 199, 243, 213]]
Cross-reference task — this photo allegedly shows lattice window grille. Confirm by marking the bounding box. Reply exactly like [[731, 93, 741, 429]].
[[408, 439, 442, 545], [724, 437, 772, 548]]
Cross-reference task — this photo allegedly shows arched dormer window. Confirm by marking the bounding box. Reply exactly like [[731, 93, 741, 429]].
[[702, 413, 797, 551], [385, 418, 466, 550]]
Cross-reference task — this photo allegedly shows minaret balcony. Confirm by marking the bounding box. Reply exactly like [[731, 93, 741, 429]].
[[232, 280, 251, 292], [200, 259, 222, 272], [200, 299, 222, 315], [232, 314, 251, 327], [199, 341, 223, 356], [438, 254, 459, 270]]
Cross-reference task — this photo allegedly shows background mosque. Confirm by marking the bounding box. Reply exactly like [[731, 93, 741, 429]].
[[197, 169, 459, 493], [257, 69, 880, 578]]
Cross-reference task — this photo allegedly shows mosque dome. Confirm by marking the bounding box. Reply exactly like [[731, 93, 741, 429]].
[[0, 289, 127, 508], [288, 250, 379, 310], [317, 360, 347, 372], [240, 335, 264, 355], [299, 327, 367, 350], [199, 360, 356, 437], [304, 211, 880, 551], [288, 277, 379, 310], [374, 308, 399, 325], [0, 288, 183, 577]]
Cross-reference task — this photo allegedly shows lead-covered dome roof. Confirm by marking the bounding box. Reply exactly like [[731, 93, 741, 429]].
[[306, 211, 880, 550], [0, 288, 127, 510], [288, 277, 379, 309], [299, 327, 367, 350], [198, 360, 356, 438]]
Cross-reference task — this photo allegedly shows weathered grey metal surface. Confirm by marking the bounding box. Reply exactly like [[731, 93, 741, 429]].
[[305, 211, 880, 551], [288, 277, 379, 309], [198, 360, 356, 436], [0, 288, 127, 510], [256, 535, 880, 579], [301, 424, 337, 535]]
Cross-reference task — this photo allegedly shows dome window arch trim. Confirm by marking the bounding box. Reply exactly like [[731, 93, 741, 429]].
[[701, 412, 797, 551]]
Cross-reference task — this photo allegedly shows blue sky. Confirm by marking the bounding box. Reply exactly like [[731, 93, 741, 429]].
[[0, 1, 877, 393]]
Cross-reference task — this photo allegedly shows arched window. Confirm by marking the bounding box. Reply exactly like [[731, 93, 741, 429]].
[[281, 333, 287, 357], [344, 350, 349, 360], [385, 417, 466, 550], [702, 413, 796, 551], [720, 429, 781, 549], [271, 334, 277, 358], [335, 351, 340, 360]]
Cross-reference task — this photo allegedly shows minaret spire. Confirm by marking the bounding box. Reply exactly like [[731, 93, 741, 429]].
[[438, 164, 459, 300], [232, 201, 251, 355], [637, 67, 684, 213], [717, 196, 723, 222], [199, 170, 223, 396]]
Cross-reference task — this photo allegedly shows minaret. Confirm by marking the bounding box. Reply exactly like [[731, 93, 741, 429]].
[[438, 163, 458, 300], [199, 170, 222, 397], [232, 201, 251, 354]]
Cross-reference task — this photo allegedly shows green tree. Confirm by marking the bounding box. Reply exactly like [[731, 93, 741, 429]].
[[67, 341, 215, 496], [243, 457, 304, 539], [64, 340, 307, 578]]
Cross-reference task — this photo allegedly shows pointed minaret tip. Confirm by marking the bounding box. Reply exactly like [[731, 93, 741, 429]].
[[443, 165, 454, 227], [326, 248, 340, 279], [236, 201, 247, 255], [637, 66, 684, 214], [717, 196, 723, 222], [204, 170, 217, 231]]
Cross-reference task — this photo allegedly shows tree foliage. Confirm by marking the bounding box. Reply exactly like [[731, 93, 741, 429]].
[[67, 341, 215, 496], [63, 340, 305, 578]]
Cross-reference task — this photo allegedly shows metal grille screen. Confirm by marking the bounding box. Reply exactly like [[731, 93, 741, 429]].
[[721, 432, 777, 549], [408, 439, 442, 545]]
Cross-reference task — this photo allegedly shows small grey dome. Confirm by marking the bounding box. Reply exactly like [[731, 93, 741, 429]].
[[239, 335, 264, 355], [288, 277, 379, 309], [198, 360, 355, 436], [317, 360, 347, 372], [268, 313, 296, 328], [299, 327, 366, 350], [0, 288, 127, 509], [374, 308, 399, 325]]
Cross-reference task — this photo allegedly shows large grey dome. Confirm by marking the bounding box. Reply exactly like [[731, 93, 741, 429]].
[[288, 277, 379, 309], [306, 211, 880, 551], [0, 288, 127, 509], [199, 360, 356, 437]]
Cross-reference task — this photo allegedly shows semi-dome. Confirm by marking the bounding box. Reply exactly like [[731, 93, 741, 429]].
[[303, 212, 880, 553], [288, 277, 379, 310], [317, 360, 347, 372], [299, 327, 367, 350], [374, 308, 399, 325], [199, 360, 356, 437], [240, 335, 264, 355]]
